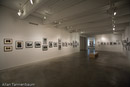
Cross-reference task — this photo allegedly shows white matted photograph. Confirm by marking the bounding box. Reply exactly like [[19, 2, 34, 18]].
[[4, 38, 13, 44], [25, 41, 33, 48], [35, 41, 41, 48], [4, 46, 13, 52], [15, 41, 24, 49]]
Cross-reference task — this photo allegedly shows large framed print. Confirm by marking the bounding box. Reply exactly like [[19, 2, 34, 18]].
[[25, 41, 33, 48], [35, 41, 41, 48], [4, 38, 13, 44], [16, 41, 24, 49], [4, 46, 13, 52], [43, 38, 47, 44]]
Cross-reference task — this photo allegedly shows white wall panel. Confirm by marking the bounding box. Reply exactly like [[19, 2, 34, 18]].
[[0, 6, 80, 70]]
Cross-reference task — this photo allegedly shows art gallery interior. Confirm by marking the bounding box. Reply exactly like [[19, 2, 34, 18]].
[[0, 0, 130, 87]]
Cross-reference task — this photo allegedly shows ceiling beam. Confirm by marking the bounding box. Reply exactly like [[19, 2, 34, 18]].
[[20, 0, 48, 19]]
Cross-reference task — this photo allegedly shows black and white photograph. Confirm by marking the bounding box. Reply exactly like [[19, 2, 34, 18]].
[[58, 39, 61, 44], [53, 42, 57, 47], [4, 46, 13, 52], [42, 45, 48, 51], [43, 38, 47, 44], [15, 41, 24, 49], [4, 38, 13, 44], [35, 41, 41, 48], [49, 41, 53, 48], [25, 41, 33, 48], [62, 42, 64, 47], [110, 42, 113, 45], [113, 42, 117, 45], [58, 45, 61, 50]]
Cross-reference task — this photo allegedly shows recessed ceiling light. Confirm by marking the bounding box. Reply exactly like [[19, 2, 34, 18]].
[[43, 16, 47, 20], [113, 27, 115, 31], [114, 12, 116, 16]]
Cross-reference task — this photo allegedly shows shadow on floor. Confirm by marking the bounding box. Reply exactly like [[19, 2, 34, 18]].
[[0, 51, 130, 87]]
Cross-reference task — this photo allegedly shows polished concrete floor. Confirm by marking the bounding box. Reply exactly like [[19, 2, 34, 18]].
[[0, 51, 130, 87]]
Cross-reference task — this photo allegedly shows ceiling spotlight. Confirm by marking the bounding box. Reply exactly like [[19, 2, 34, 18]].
[[43, 16, 47, 20], [113, 27, 115, 31], [30, 0, 33, 5], [114, 12, 116, 16], [17, 10, 22, 16]]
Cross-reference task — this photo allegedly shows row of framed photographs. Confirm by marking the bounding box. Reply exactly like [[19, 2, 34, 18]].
[[97, 42, 121, 45], [3, 38, 79, 52]]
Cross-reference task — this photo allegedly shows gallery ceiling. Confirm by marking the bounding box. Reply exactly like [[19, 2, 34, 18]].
[[0, 0, 130, 35]]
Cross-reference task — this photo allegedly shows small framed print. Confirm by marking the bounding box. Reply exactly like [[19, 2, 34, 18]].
[[113, 42, 117, 45], [58, 39, 61, 44], [35, 41, 41, 48], [110, 42, 113, 45], [49, 41, 53, 48], [70, 43, 73, 46], [54, 42, 57, 47], [101, 42, 103, 45], [43, 38, 47, 44], [107, 42, 109, 45], [16, 41, 24, 49], [25, 41, 33, 48], [62, 42, 64, 47], [58, 45, 61, 50], [4, 38, 13, 44], [42, 45, 48, 51], [4, 46, 13, 52], [118, 42, 120, 45], [65, 42, 67, 47]]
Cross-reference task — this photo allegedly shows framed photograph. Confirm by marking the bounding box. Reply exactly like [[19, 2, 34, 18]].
[[58, 45, 61, 50], [101, 42, 103, 45], [25, 41, 33, 48], [58, 39, 61, 44], [16, 41, 24, 49], [118, 42, 120, 45], [4, 38, 13, 44], [65, 42, 67, 47], [49, 41, 53, 48], [110, 42, 113, 45], [54, 42, 57, 47], [42, 45, 48, 51], [4, 46, 13, 52], [104, 42, 106, 45], [107, 42, 109, 45], [62, 42, 64, 47], [70, 43, 73, 46], [43, 38, 47, 44], [73, 41, 75, 47], [35, 41, 41, 48], [113, 42, 117, 45]]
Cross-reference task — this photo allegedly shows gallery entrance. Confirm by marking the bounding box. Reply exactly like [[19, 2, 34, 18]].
[[87, 37, 95, 55]]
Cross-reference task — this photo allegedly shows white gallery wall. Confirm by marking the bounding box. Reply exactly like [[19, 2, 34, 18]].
[[122, 26, 130, 59], [0, 6, 80, 70], [95, 33, 123, 52]]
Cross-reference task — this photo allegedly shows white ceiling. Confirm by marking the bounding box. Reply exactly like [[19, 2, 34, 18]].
[[0, 0, 130, 35]]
